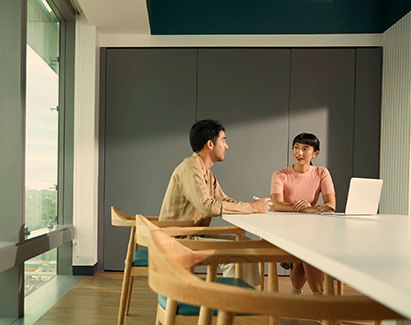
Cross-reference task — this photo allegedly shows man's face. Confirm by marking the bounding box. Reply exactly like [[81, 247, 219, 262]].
[[211, 130, 229, 162]]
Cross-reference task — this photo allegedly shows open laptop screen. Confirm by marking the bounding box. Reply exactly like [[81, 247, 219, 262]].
[[344, 177, 383, 215]]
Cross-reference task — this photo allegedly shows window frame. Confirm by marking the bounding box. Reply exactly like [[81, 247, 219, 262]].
[[0, 0, 76, 320]]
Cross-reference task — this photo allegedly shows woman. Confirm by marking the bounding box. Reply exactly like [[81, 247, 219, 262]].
[[270, 133, 336, 295]]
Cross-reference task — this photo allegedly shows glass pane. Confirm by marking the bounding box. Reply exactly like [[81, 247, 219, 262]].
[[24, 249, 57, 297], [25, 0, 60, 232], [25, 0, 60, 298]]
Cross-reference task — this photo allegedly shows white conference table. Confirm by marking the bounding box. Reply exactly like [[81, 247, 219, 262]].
[[222, 212, 411, 321]]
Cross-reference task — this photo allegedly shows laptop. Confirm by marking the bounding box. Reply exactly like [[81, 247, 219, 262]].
[[318, 177, 383, 216]]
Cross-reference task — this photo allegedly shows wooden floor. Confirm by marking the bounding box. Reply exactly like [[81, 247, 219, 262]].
[[35, 272, 371, 325]]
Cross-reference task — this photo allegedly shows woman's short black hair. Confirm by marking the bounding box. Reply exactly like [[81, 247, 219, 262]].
[[292, 133, 320, 152], [189, 119, 225, 152]]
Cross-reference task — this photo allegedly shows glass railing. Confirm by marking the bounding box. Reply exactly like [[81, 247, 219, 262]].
[[24, 248, 57, 297]]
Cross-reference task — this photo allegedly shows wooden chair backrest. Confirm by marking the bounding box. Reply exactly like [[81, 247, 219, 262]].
[[135, 215, 197, 246], [148, 226, 404, 323], [136, 214, 158, 246], [111, 206, 159, 227], [111, 206, 136, 227], [137, 215, 214, 268]]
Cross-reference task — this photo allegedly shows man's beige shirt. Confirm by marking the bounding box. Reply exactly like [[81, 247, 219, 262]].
[[159, 153, 252, 222]]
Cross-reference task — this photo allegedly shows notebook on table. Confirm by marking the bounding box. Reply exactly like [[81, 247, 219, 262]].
[[318, 177, 383, 217]]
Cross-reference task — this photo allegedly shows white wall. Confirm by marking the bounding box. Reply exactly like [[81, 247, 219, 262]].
[[98, 33, 382, 48], [73, 13, 99, 266], [380, 11, 411, 215]]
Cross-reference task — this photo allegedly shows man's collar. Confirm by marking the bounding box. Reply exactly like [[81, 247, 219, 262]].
[[192, 152, 208, 175], [192, 152, 204, 168], [192, 151, 214, 170]]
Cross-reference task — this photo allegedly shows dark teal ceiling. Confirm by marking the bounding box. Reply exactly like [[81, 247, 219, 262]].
[[146, 0, 411, 35]]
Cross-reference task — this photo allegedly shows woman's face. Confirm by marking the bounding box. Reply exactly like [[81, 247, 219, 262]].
[[292, 142, 319, 166]]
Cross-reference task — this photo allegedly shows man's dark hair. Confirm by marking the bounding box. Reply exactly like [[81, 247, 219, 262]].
[[190, 119, 225, 152]]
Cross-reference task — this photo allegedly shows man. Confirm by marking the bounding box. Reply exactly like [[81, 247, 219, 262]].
[[160, 119, 272, 223], [159, 119, 272, 286]]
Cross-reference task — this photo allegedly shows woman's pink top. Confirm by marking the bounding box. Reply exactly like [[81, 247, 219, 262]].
[[271, 166, 335, 206]]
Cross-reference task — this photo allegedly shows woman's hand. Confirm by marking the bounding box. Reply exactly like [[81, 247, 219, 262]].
[[293, 199, 311, 212], [300, 204, 334, 213], [272, 193, 336, 214], [316, 204, 334, 212]]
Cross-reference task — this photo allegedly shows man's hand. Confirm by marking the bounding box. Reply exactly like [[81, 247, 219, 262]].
[[250, 198, 273, 213]]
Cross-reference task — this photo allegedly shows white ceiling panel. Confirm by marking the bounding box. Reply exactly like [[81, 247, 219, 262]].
[[76, 0, 150, 34]]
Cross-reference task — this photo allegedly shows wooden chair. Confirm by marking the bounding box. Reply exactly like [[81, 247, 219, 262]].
[[112, 206, 247, 325], [138, 215, 303, 325], [147, 225, 405, 325], [112, 207, 195, 325]]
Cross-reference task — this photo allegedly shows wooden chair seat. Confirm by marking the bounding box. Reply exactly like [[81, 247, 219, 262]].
[[131, 249, 148, 267]]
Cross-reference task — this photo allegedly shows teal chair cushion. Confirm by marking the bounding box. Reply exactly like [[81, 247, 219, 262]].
[[158, 277, 254, 316], [132, 249, 148, 267]]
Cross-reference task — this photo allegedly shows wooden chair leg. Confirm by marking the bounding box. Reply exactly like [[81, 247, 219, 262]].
[[187, 237, 194, 273], [258, 237, 265, 291], [234, 262, 243, 279], [259, 262, 265, 291], [199, 265, 218, 325], [216, 310, 235, 325], [235, 234, 243, 280], [198, 306, 213, 325], [125, 276, 134, 315], [155, 303, 163, 325], [268, 263, 279, 325], [337, 280, 344, 295], [164, 298, 178, 325], [267, 262, 278, 292], [118, 227, 136, 325]]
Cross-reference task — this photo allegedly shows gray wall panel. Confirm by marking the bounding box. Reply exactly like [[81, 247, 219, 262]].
[[98, 48, 107, 272], [197, 49, 290, 227], [103, 49, 197, 270], [101, 47, 382, 270], [289, 49, 356, 211], [353, 48, 382, 178]]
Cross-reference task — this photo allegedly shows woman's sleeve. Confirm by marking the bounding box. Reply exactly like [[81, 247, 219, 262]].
[[271, 170, 284, 195], [320, 168, 335, 195]]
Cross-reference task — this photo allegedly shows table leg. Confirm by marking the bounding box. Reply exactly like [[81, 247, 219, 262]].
[[323, 273, 334, 296], [323, 273, 336, 325]]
